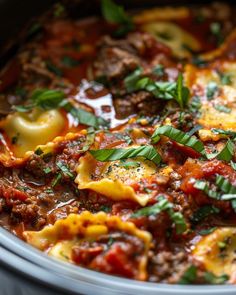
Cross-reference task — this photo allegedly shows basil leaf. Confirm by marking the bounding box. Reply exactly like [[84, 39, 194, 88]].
[[101, 0, 133, 36], [61, 101, 109, 129], [204, 272, 228, 284], [90, 145, 162, 165], [219, 72, 232, 85], [31, 89, 65, 110], [215, 175, 236, 194], [194, 180, 219, 199], [124, 71, 189, 108], [176, 73, 190, 109], [56, 161, 74, 179], [206, 81, 218, 100], [131, 197, 172, 218], [118, 160, 140, 169], [198, 227, 217, 235], [211, 128, 236, 138], [230, 161, 236, 170], [191, 205, 220, 223], [214, 104, 231, 114], [216, 140, 234, 162], [179, 265, 197, 284], [151, 125, 205, 154], [51, 173, 62, 187], [13, 105, 34, 113], [82, 127, 96, 152], [13, 89, 65, 112], [152, 64, 164, 77], [124, 68, 142, 93], [132, 196, 187, 234]]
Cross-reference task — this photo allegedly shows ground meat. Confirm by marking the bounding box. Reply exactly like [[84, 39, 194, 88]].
[[94, 46, 140, 80], [148, 250, 190, 283], [94, 32, 167, 82]]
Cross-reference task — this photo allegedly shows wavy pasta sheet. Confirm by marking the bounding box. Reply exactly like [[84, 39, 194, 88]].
[[133, 6, 190, 24], [185, 60, 236, 137], [0, 108, 65, 157], [192, 228, 236, 282], [142, 22, 201, 58], [24, 211, 152, 280]]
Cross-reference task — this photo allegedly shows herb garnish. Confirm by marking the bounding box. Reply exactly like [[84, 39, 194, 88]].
[[210, 22, 224, 45], [194, 175, 236, 211], [204, 272, 229, 284], [214, 104, 231, 114], [151, 125, 205, 154], [191, 206, 220, 223], [211, 128, 236, 139], [13, 89, 109, 129], [206, 81, 218, 100], [90, 145, 162, 165], [124, 70, 189, 109], [198, 227, 217, 236], [131, 196, 187, 234], [51, 173, 62, 187], [179, 265, 197, 284], [101, 0, 134, 36], [56, 161, 74, 179]]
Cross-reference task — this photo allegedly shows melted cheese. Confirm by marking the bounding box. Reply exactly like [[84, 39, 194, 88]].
[[0, 108, 65, 157], [142, 22, 201, 58], [192, 227, 236, 282], [24, 211, 152, 280]]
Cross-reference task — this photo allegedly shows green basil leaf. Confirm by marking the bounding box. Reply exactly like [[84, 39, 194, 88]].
[[152, 64, 164, 76], [90, 145, 162, 165], [194, 180, 219, 199], [214, 104, 231, 113], [179, 265, 197, 284], [211, 128, 236, 138], [131, 197, 172, 218], [124, 68, 142, 93], [216, 140, 234, 162], [230, 161, 236, 170], [151, 125, 205, 154], [82, 127, 96, 152], [206, 81, 218, 100], [118, 160, 140, 169], [204, 272, 228, 284], [198, 227, 217, 236], [176, 73, 190, 109], [13, 104, 34, 112], [101, 0, 130, 23], [132, 196, 187, 234], [31, 89, 65, 110], [191, 205, 220, 223], [56, 161, 74, 179], [61, 101, 109, 129], [215, 175, 236, 194], [101, 0, 133, 36]]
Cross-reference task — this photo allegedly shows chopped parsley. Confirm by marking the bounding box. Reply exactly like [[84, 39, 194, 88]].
[[191, 205, 220, 223]]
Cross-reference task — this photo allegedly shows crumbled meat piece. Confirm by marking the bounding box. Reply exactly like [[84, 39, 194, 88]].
[[148, 250, 190, 283]]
